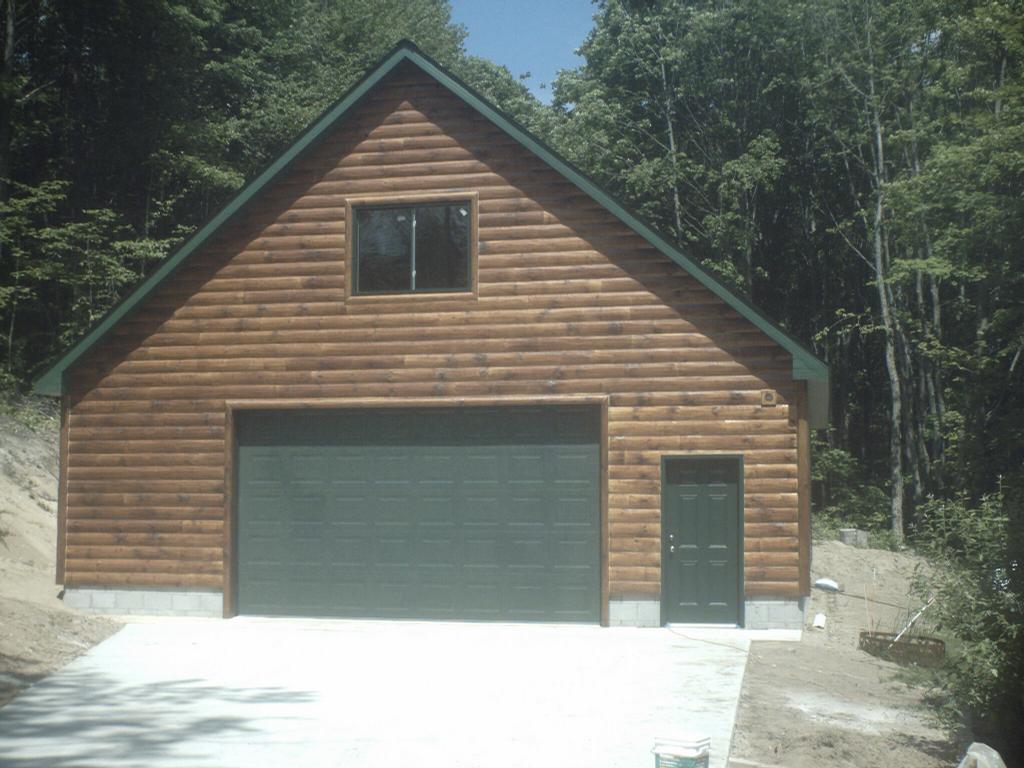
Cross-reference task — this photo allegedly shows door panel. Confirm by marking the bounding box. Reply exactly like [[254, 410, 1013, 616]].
[[662, 458, 742, 624], [235, 406, 600, 622]]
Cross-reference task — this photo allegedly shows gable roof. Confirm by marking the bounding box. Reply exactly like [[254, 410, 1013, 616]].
[[34, 40, 829, 427]]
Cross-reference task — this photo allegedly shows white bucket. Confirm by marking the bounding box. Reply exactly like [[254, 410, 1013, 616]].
[[652, 735, 711, 768]]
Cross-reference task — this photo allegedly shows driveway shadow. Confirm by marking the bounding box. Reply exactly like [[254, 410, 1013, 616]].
[[0, 667, 314, 767]]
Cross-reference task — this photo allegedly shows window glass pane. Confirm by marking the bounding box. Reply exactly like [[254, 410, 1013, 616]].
[[415, 203, 470, 291], [356, 207, 412, 292]]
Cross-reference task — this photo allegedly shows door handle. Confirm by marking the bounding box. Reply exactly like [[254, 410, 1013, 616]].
[[669, 544, 677, 555]]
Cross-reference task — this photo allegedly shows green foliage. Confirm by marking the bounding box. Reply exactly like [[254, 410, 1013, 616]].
[[550, 0, 804, 297], [454, 56, 560, 139], [0, 180, 169, 378], [811, 436, 891, 533], [0, 390, 57, 431], [913, 490, 1024, 748]]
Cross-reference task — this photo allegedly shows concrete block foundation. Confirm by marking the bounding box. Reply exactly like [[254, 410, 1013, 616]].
[[62, 590, 806, 629], [64, 588, 222, 618], [607, 599, 661, 627], [610, 597, 806, 629], [742, 598, 807, 630]]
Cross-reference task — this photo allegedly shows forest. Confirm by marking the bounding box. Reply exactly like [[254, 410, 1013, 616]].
[[1, 0, 1021, 754]]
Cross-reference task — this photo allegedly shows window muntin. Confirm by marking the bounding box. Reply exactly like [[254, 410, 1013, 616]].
[[353, 201, 471, 294]]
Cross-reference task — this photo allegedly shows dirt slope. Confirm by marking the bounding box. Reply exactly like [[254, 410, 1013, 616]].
[[728, 540, 959, 767], [0, 407, 120, 706]]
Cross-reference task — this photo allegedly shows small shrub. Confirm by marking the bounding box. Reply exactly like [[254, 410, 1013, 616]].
[[811, 511, 843, 541], [0, 391, 58, 431], [913, 491, 1024, 757], [812, 437, 890, 535], [868, 528, 902, 551]]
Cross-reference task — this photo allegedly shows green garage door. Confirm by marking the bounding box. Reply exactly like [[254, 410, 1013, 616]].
[[235, 406, 600, 622]]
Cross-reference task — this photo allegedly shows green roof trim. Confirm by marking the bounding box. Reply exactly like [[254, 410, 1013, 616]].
[[34, 40, 829, 427]]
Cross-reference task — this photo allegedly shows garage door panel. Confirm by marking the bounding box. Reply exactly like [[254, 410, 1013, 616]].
[[378, 582, 413, 612], [464, 499, 502, 524], [417, 499, 458, 526], [508, 453, 545, 476], [554, 537, 594, 564], [416, 537, 458, 566], [330, 457, 370, 481], [554, 505, 593, 529], [374, 534, 413, 564], [236, 406, 600, 621], [332, 584, 371, 611], [329, 534, 368, 563], [463, 536, 500, 564]]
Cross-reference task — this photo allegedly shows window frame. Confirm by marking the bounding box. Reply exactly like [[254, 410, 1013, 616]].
[[345, 192, 479, 302]]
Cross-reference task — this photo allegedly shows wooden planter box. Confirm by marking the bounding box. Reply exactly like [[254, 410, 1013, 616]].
[[858, 631, 946, 667]]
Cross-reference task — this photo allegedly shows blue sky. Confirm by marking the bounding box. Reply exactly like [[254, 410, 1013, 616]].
[[449, 1, 597, 103]]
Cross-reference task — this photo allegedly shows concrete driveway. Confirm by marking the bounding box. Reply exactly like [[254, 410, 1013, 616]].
[[0, 618, 771, 768]]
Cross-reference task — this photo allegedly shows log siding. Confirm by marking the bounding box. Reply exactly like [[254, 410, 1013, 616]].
[[63, 63, 805, 605]]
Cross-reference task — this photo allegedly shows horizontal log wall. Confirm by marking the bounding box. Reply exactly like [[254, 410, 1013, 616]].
[[66, 62, 803, 600]]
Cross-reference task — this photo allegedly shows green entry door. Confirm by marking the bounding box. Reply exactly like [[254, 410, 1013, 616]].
[[235, 406, 600, 622], [661, 458, 742, 624]]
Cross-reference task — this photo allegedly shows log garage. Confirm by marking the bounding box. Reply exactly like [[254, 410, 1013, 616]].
[[35, 42, 828, 628]]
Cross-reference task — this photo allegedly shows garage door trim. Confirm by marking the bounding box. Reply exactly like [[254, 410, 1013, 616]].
[[222, 396, 610, 623]]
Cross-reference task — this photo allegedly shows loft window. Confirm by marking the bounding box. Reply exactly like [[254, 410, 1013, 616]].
[[353, 201, 471, 294]]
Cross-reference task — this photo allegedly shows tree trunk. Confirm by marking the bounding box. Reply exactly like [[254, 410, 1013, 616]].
[[928, 271, 945, 483], [994, 53, 1006, 119], [1, 0, 13, 374], [864, 26, 905, 540], [659, 59, 684, 240], [874, 193, 904, 540], [913, 269, 933, 492], [887, 247, 922, 515], [742, 192, 755, 294], [1, 0, 14, 201], [5, 299, 14, 375], [907, 95, 943, 492]]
